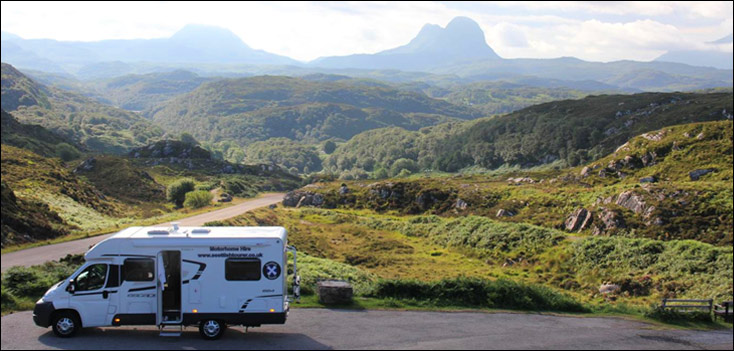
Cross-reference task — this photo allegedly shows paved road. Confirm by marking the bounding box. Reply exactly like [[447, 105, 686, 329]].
[[1, 193, 285, 271], [2, 309, 731, 349]]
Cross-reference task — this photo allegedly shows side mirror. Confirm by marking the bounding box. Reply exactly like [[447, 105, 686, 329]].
[[66, 279, 76, 293]]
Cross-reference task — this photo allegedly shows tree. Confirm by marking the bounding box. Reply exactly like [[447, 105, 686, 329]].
[[372, 167, 388, 179], [166, 178, 196, 207], [323, 140, 337, 154], [389, 158, 419, 177]]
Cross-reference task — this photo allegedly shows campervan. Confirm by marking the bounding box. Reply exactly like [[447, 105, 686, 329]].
[[33, 224, 300, 340]]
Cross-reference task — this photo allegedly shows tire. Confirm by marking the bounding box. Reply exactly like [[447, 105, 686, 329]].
[[199, 319, 226, 340], [51, 311, 80, 338]]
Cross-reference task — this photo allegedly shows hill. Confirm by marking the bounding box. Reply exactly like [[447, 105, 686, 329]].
[[1, 63, 163, 153], [150, 75, 480, 145], [325, 92, 733, 174]]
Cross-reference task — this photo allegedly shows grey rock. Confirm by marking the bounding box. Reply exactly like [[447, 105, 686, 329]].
[[565, 208, 592, 232], [639, 176, 657, 183], [593, 207, 626, 235], [455, 198, 468, 210], [689, 168, 716, 181], [318, 280, 353, 305], [496, 209, 515, 217], [615, 190, 647, 214], [73, 157, 96, 173], [580, 166, 591, 177], [283, 191, 325, 208], [599, 284, 620, 294]]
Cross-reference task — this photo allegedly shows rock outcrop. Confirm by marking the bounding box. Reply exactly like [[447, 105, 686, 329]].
[[592, 207, 626, 235], [283, 191, 324, 208], [565, 208, 593, 232]]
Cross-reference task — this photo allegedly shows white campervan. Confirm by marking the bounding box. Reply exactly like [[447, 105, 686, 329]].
[[33, 224, 300, 340]]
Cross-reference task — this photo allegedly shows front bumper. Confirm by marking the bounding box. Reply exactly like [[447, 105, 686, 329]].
[[33, 301, 55, 327]]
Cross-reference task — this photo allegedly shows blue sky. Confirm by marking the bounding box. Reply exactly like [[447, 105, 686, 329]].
[[1, 1, 731, 62]]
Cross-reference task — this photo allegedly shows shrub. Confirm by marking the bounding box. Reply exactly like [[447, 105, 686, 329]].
[[1, 287, 18, 311], [288, 254, 377, 296], [371, 277, 587, 312], [184, 190, 214, 209], [56, 143, 80, 161], [644, 304, 712, 323], [2, 266, 62, 297], [166, 178, 196, 207]]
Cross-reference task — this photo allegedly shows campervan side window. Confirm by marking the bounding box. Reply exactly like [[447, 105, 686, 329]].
[[122, 258, 154, 282], [225, 258, 261, 281], [75, 264, 108, 291]]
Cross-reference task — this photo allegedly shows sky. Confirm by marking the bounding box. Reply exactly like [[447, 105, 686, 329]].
[[1, 1, 732, 63]]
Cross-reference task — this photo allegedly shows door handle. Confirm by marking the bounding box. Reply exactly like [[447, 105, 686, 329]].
[[103, 291, 109, 299]]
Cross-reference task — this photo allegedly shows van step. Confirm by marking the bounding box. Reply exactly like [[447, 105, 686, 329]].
[[159, 324, 182, 337]]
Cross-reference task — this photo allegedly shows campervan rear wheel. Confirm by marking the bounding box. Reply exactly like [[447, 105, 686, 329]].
[[51, 311, 80, 338], [199, 319, 226, 340]]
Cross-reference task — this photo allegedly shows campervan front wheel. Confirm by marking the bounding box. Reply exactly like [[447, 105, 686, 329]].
[[51, 311, 80, 338], [199, 319, 226, 340]]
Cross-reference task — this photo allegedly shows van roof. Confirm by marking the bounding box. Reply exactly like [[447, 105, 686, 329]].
[[112, 226, 287, 240]]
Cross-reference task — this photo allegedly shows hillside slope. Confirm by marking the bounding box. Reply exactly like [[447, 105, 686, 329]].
[[1, 63, 163, 153], [151, 75, 480, 145], [325, 92, 733, 173]]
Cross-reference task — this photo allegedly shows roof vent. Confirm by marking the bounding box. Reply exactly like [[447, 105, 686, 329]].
[[147, 230, 169, 235], [191, 228, 211, 234], [171, 222, 180, 232]]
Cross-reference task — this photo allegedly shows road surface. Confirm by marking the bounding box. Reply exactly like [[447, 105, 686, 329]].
[[1, 309, 731, 349], [1, 193, 285, 271]]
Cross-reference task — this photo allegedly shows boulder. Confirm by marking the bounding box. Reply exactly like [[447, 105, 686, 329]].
[[496, 209, 515, 217], [565, 208, 592, 232], [73, 157, 96, 173], [615, 190, 647, 214], [599, 284, 620, 294], [317, 280, 353, 305], [689, 168, 716, 181], [639, 176, 657, 184], [455, 198, 468, 210], [580, 166, 591, 177], [338, 184, 349, 196]]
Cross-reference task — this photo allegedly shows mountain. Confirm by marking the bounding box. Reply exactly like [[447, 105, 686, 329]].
[[150, 75, 480, 145], [0, 25, 299, 74], [324, 91, 734, 173], [655, 34, 733, 70], [1, 63, 163, 153], [313, 17, 500, 71], [312, 17, 732, 91]]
